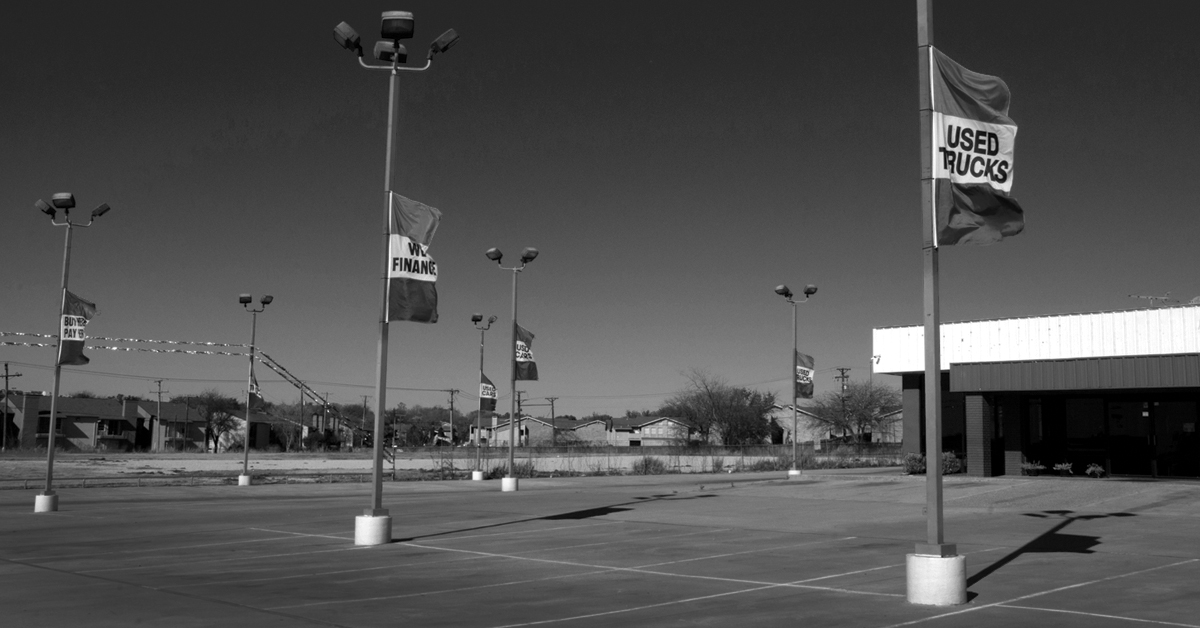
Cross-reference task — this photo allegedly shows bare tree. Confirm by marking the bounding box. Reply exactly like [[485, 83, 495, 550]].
[[661, 369, 776, 445], [191, 389, 241, 453], [804, 380, 901, 446]]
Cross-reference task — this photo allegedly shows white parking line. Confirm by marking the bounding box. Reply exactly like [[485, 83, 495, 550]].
[[998, 604, 1200, 627], [878, 558, 1200, 628]]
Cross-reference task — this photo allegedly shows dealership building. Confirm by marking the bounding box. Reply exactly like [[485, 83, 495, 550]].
[[873, 304, 1200, 478]]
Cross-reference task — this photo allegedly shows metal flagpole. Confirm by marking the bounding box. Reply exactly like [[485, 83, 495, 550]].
[[368, 62, 400, 521], [916, 0, 951, 558]]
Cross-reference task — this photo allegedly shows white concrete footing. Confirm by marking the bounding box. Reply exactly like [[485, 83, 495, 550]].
[[354, 515, 392, 546], [787, 469, 802, 478], [501, 476, 519, 492], [34, 493, 58, 513], [238, 474, 252, 486], [471, 470, 485, 481], [906, 553, 967, 606]]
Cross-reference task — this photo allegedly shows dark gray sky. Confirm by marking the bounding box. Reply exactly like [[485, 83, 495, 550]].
[[3, 1, 1199, 416]]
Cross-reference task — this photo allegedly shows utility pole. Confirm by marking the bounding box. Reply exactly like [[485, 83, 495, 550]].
[[835, 367, 851, 439], [515, 390, 526, 446], [361, 395, 371, 448], [2, 363, 22, 451], [546, 396, 558, 447], [447, 389, 459, 445], [322, 393, 330, 434], [151, 380, 169, 452]]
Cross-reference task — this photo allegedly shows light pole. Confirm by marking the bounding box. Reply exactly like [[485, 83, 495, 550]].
[[238, 293, 271, 486], [775, 283, 816, 478], [471, 313, 497, 480], [485, 246, 538, 492], [334, 10, 458, 546], [34, 193, 112, 513]]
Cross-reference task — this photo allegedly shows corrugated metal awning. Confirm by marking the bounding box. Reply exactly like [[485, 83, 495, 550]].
[[950, 354, 1200, 392]]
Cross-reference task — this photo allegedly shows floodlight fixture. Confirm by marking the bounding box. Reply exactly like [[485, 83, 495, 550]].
[[380, 11, 415, 40], [520, 247, 539, 264], [775, 285, 793, 299], [90, 203, 111, 219], [35, 199, 55, 218], [485, 247, 503, 262], [374, 41, 408, 63], [334, 22, 363, 55], [803, 284, 818, 297], [488, 315, 498, 324], [260, 295, 274, 305], [471, 313, 483, 323], [51, 193, 76, 210], [239, 294, 252, 305], [429, 29, 459, 57]]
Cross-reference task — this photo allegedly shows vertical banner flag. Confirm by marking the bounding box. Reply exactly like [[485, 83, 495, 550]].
[[514, 324, 538, 381], [387, 193, 441, 323], [931, 47, 1025, 246], [58, 291, 97, 366], [795, 351, 815, 400], [479, 373, 497, 412], [249, 371, 264, 411]]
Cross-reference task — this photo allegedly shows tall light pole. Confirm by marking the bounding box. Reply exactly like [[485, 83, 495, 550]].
[[34, 193, 112, 513], [471, 313, 497, 479], [238, 293, 271, 486], [485, 246, 538, 492], [334, 10, 458, 546], [775, 283, 816, 478]]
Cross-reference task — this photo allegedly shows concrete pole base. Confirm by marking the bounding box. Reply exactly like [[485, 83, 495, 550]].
[[906, 553, 967, 606], [354, 515, 392, 546], [787, 469, 802, 477], [238, 474, 252, 486], [471, 470, 485, 481], [501, 476, 519, 492], [34, 493, 58, 513]]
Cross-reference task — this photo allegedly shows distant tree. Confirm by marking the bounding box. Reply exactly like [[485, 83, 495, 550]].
[[70, 390, 98, 398], [192, 389, 241, 453], [661, 369, 776, 445], [804, 380, 902, 446]]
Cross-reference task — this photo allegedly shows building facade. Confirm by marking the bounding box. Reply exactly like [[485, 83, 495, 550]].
[[874, 305, 1200, 478]]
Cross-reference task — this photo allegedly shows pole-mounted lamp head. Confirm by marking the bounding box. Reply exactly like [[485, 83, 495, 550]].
[[520, 247, 539, 264], [775, 285, 793, 299], [429, 28, 459, 58], [803, 284, 818, 297], [239, 294, 253, 305], [485, 248, 503, 263], [260, 295, 274, 306], [488, 315, 497, 324], [374, 41, 407, 63], [91, 203, 111, 219], [380, 11, 414, 41], [51, 193, 76, 210], [333, 22, 363, 55], [471, 313, 483, 323], [35, 199, 55, 218]]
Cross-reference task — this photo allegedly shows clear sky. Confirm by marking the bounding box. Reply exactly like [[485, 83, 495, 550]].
[[3, 1, 1199, 417]]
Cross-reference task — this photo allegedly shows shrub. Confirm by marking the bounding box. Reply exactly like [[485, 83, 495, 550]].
[[631, 456, 667, 475], [748, 455, 792, 472], [1085, 463, 1106, 478], [1021, 460, 1046, 475], [903, 453, 926, 474], [1053, 462, 1073, 475], [942, 452, 963, 474], [709, 456, 725, 473]]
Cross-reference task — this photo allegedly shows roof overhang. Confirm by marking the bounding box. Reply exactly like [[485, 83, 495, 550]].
[[950, 353, 1200, 392]]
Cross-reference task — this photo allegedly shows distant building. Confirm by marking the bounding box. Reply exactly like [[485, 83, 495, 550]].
[[875, 304, 1200, 478], [1, 392, 200, 452]]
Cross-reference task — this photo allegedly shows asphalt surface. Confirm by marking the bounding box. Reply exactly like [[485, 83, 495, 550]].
[[1, 470, 1197, 627]]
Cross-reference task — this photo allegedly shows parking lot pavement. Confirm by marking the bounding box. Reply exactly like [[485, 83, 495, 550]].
[[0, 472, 1197, 627]]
